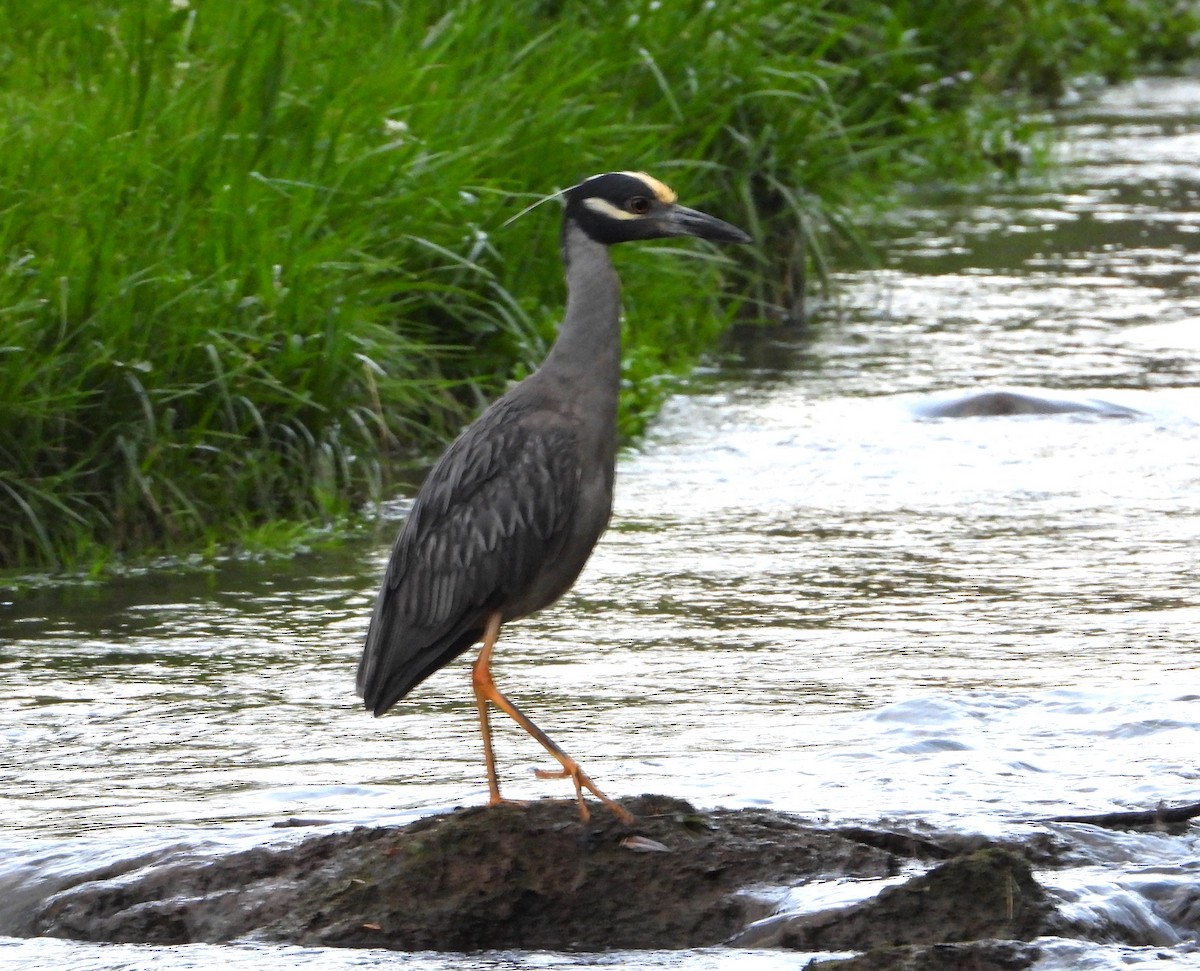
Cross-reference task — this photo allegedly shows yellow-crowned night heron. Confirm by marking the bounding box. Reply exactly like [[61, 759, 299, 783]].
[[357, 171, 751, 823]]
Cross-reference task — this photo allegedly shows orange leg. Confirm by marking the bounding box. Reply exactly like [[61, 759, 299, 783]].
[[470, 612, 634, 825]]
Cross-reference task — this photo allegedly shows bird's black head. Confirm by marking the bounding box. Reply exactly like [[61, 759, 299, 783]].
[[562, 171, 751, 246]]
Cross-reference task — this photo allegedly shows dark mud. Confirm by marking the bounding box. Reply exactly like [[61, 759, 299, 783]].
[[24, 795, 1191, 968]]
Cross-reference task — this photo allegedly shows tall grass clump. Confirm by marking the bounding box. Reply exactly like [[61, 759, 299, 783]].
[[1, 0, 1196, 573]]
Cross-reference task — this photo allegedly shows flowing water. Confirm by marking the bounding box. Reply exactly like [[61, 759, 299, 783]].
[[3, 77, 1200, 970]]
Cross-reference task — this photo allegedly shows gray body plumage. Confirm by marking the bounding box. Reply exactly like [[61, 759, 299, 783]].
[[357, 223, 621, 715], [356, 171, 750, 737]]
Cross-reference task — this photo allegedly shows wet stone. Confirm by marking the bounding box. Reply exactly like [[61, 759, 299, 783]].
[[732, 846, 1051, 950], [28, 795, 1066, 955]]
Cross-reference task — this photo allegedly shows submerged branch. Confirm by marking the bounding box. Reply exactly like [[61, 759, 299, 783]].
[[1037, 801, 1200, 830]]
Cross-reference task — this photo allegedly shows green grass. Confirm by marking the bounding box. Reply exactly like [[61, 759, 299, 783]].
[[1, 0, 1196, 574]]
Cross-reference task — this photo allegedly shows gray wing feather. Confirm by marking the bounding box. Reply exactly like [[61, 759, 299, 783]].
[[357, 399, 581, 711]]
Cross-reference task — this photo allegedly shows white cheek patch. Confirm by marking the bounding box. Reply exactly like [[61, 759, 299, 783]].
[[582, 197, 642, 221]]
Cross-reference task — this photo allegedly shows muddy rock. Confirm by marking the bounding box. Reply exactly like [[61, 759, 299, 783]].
[[34, 795, 901, 950], [30, 795, 1069, 961], [732, 846, 1050, 951]]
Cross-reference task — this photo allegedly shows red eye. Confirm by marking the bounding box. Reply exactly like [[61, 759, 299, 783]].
[[627, 196, 652, 215]]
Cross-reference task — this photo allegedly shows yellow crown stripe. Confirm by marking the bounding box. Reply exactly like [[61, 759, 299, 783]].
[[619, 171, 677, 204]]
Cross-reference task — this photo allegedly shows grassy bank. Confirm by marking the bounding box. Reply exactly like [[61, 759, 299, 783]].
[[1, 0, 1196, 574]]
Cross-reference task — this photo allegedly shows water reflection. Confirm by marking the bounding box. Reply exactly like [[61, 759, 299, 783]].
[[2, 77, 1200, 969]]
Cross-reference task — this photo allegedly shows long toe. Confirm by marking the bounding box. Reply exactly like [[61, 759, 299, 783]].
[[534, 763, 632, 823], [569, 765, 634, 825]]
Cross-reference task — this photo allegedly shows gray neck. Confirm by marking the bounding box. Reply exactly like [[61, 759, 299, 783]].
[[541, 221, 622, 388]]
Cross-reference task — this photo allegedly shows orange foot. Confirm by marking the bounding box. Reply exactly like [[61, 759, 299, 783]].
[[535, 760, 635, 825]]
